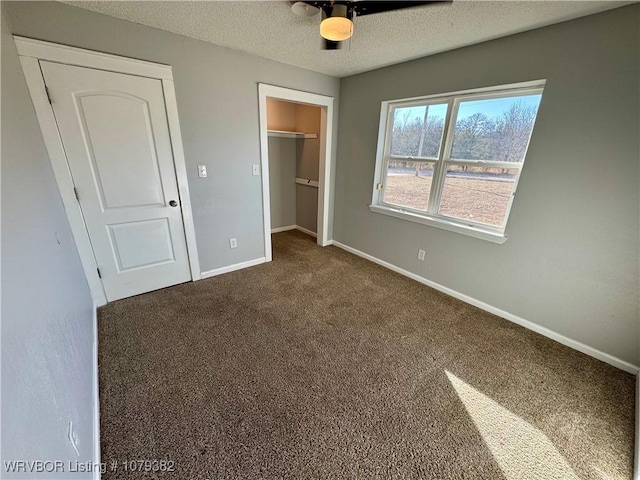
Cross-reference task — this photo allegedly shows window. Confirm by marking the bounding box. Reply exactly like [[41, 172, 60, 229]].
[[370, 81, 544, 243]]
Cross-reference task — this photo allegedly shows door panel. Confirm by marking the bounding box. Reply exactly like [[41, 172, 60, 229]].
[[79, 93, 165, 209], [108, 219, 176, 271], [41, 61, 192, 301]]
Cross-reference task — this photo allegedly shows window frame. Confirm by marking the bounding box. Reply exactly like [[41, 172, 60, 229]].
[[370, 80, 545, 243]]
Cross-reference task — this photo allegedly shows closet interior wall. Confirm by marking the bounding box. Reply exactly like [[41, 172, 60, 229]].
[[267, 98, 320, 235]]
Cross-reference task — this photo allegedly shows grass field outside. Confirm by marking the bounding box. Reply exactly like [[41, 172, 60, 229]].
[[384, 167, 517, 227]]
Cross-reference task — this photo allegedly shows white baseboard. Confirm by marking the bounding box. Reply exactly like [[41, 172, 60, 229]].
[[295, 225, 317, 238], [271, 225, 318, 238], [271, 225, 296, 234], [331, 240, 639, 375], [201, 257, 266, 279], [93, 304, 101, 480]]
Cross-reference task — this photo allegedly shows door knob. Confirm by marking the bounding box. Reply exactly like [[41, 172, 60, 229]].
[[169, 200, 178, 207]]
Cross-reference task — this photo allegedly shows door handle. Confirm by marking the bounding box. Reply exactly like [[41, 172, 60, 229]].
[[169, 200, 178, 207]]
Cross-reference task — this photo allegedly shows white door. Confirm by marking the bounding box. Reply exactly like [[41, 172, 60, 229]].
[[41, 61, 192, 301]]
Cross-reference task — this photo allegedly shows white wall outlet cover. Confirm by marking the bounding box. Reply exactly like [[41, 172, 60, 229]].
[[229, 238, 238, 248], [198, 165, 207, 178], [252, 164, 260, 176], [418, 249, 426, 261]]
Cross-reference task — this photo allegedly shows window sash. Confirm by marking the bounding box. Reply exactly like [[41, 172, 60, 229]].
[[384, 99, 451, 161], [374, 81, 543, 232], [386, 154, 522, 169], [376, 201, 508, 234], [387, 85, 544, 113], [438, 162, 521, 229], [386, 154, 440, 162], [379, 160, 523, 227]]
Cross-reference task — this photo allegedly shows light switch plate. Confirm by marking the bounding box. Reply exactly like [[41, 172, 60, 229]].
[[252, 165, 260, 176], [198, 165, 207, 178]]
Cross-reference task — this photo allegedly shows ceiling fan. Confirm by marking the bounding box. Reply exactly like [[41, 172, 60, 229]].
[[291, 1, 451, 50]]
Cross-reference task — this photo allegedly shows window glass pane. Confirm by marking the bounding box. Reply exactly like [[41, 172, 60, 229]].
[[390, 103, 448, 158], [439, 165, 519, 227], [383, 161, 435, 211], [450, 94, 542, 162]]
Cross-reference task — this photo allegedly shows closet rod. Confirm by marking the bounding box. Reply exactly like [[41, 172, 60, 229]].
[[295, 177, 319, 188]]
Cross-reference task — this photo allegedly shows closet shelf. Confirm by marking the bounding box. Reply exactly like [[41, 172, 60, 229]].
[[268, 130, 317, 139], [295, 177, 319, 188]]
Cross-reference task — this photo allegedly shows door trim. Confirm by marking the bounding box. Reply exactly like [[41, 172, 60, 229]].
[[14, 36, 173, 79], [257, 84, 335, 260], [15, 36, 201, 306]]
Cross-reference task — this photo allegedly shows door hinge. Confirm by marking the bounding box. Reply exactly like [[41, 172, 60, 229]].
[[97, 268, 102, 279], [376, 183, 384, 190], [74, 187, 79, 201], [45, 86, 52, 104]]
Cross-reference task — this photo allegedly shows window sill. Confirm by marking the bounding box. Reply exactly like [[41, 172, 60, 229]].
[[368, 204, 507, 244]]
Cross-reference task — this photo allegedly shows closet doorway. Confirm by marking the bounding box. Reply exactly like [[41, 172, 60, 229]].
[[258, 84, 334, 261]]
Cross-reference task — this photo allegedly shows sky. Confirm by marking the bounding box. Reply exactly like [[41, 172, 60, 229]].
[[394, 94, 542, 127]]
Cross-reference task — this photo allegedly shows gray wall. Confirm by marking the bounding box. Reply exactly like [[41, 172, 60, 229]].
[[3, 1, 340, 272], [295, 104, 321, 233], [295, 184, 319, 234], [334, 5, 639, 366], [1, 5, 96, 478], [268, 137, 297, 229]]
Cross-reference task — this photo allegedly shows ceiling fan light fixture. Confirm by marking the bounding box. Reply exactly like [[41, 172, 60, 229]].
[[320, 17, 353, 41], [320, 4, 354, 42]]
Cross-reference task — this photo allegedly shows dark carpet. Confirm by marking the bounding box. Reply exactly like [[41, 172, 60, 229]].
[[98, 230, 635, 479]]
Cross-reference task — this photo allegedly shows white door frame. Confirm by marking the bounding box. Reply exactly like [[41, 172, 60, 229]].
[[14, 36, 201, 306], [258, 83, 334, 261]]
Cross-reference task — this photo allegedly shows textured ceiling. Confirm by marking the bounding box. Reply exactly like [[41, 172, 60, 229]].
[[60, 0, 631, 77]]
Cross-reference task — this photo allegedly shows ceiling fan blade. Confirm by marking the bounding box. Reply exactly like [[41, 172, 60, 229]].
[[303, 1, 345, 10], [352, 1, 451, 16], [305, 0, 449, 50], [302, 1, 451, 17]]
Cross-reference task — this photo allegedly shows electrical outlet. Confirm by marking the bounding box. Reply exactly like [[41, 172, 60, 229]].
[[252, 164, 260, 176], [229, 238, 238, 249], [417, 249, 426, 261], [68, 421, 80, 457], [198, 165, 207, 178]]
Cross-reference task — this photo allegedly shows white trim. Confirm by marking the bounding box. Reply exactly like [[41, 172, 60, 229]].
[[382, 79, 547, 106], [258, 83, 335, 261], [295, 225, 317, 238], [15, 37, 201, 304], [258, 90, 273, 262], [14, 36, 172, 79], [271, 225, 297, 234], [162, 78, 201, 280], [201, 257, 266, 279], [92, 304, 101, 480], [317, 105, 332, 247], [369, 204, 507, 244], [19, 56, 108, 306], [331, 240, 639, 374], [295, 177, 319, 188]]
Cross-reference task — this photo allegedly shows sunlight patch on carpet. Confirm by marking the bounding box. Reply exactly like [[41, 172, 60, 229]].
[[445, 370, 580, 480]]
